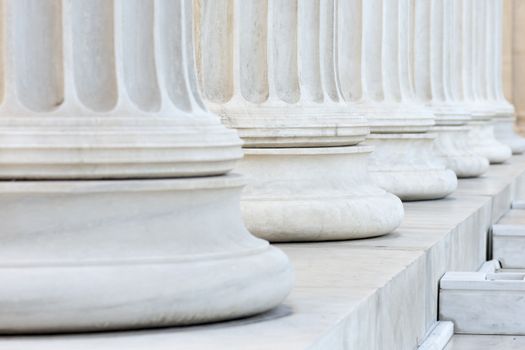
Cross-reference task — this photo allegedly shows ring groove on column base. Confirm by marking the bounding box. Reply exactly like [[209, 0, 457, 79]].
[[367, 133, 458, 201], [0, 175, 293, 333], [237, 146, 404, 242]]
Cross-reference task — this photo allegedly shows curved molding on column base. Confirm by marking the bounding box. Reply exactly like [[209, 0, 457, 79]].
[[212, 102, 370, 147], [493, 117, 525, 154], [0, 175, 293, 333], [468, 121, 512, 164], [355, 102, 435, 134], [0, 117, 243, 179], [367, 134, 458, 201], [237, 146, 404, 242], [433, 125, 489, 178]]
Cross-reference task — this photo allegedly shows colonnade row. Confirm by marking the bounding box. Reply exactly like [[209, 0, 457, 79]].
[[0, 0, 521, 334]]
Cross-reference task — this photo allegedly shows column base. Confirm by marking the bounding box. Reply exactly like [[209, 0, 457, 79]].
[[493, 117, 525, 154], [237, 146, 404, 242], [468, 121, 512, 164], [367, 134, 458, 201], [433, 126, 489, 178], [0, 175, 293, 333]]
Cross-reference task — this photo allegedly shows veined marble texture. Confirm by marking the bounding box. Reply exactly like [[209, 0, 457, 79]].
[[413, 0, 489, 178], [463, 0, 512, 163], [0, 175, 293, 333], [195, 0, 404, 240], [0, 0, 293, 332], [238, 146, 403, 241], [337, 0, 457, 200]]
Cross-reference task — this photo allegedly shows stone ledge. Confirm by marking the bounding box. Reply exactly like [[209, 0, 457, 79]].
[[1, 155, 525, 349]]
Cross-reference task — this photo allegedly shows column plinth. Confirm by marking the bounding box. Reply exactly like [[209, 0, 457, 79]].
[[433, 125, 489, 178], [367, 133, 457, 200], [491, 0, 525, 154], [0, 0, 293, 332], [0, 175, 292, 333], [195, 0, 404, 240], [238, 146, 402, 241]]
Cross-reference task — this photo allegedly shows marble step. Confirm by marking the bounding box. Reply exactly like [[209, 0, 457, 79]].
[[440, 260, 525, 335]]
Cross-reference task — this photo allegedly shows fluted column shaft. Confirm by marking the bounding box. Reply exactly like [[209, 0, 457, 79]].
[[491, 0, 525, 153], [0, 0, 293, 333], [412, 0, 488, 178], [463, 0, 512, 163], [0, 0, 244, 179], [195, 0, 368, 148], [195, 0, 403, 241], [339, 0, 457, 200]]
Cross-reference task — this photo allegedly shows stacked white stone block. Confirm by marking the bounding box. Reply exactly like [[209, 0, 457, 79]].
[[0, 0, 522, 337], [195, 0, 404, 241], [0, 0, 293, 333]]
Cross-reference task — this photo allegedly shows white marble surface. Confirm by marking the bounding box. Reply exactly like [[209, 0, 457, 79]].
[[493, 207, 525, 268], [195, 0, 369, 148], [494, 118, 525, 154], [440, 270, 525, 334], [2, 154, 524, 348], [0, 0, 244, 179], [367, 133, 458, 201], [455, 154, 525, 222], [0, 175, 293, 333], [445, 334, 525, 350], [237, 146, 403, 241], [418, 322, 454, 350], [433, 126, 489, 178]]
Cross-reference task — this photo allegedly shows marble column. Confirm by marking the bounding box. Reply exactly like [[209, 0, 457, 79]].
[[413, 0, 488, 178], [0, 0, 293, 333], [465, 0, 512, 163], [339, 0, 457, 200], [492, 0, 525, 153], [512, 0, 525, 132], [195, 0, 404, 241]]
